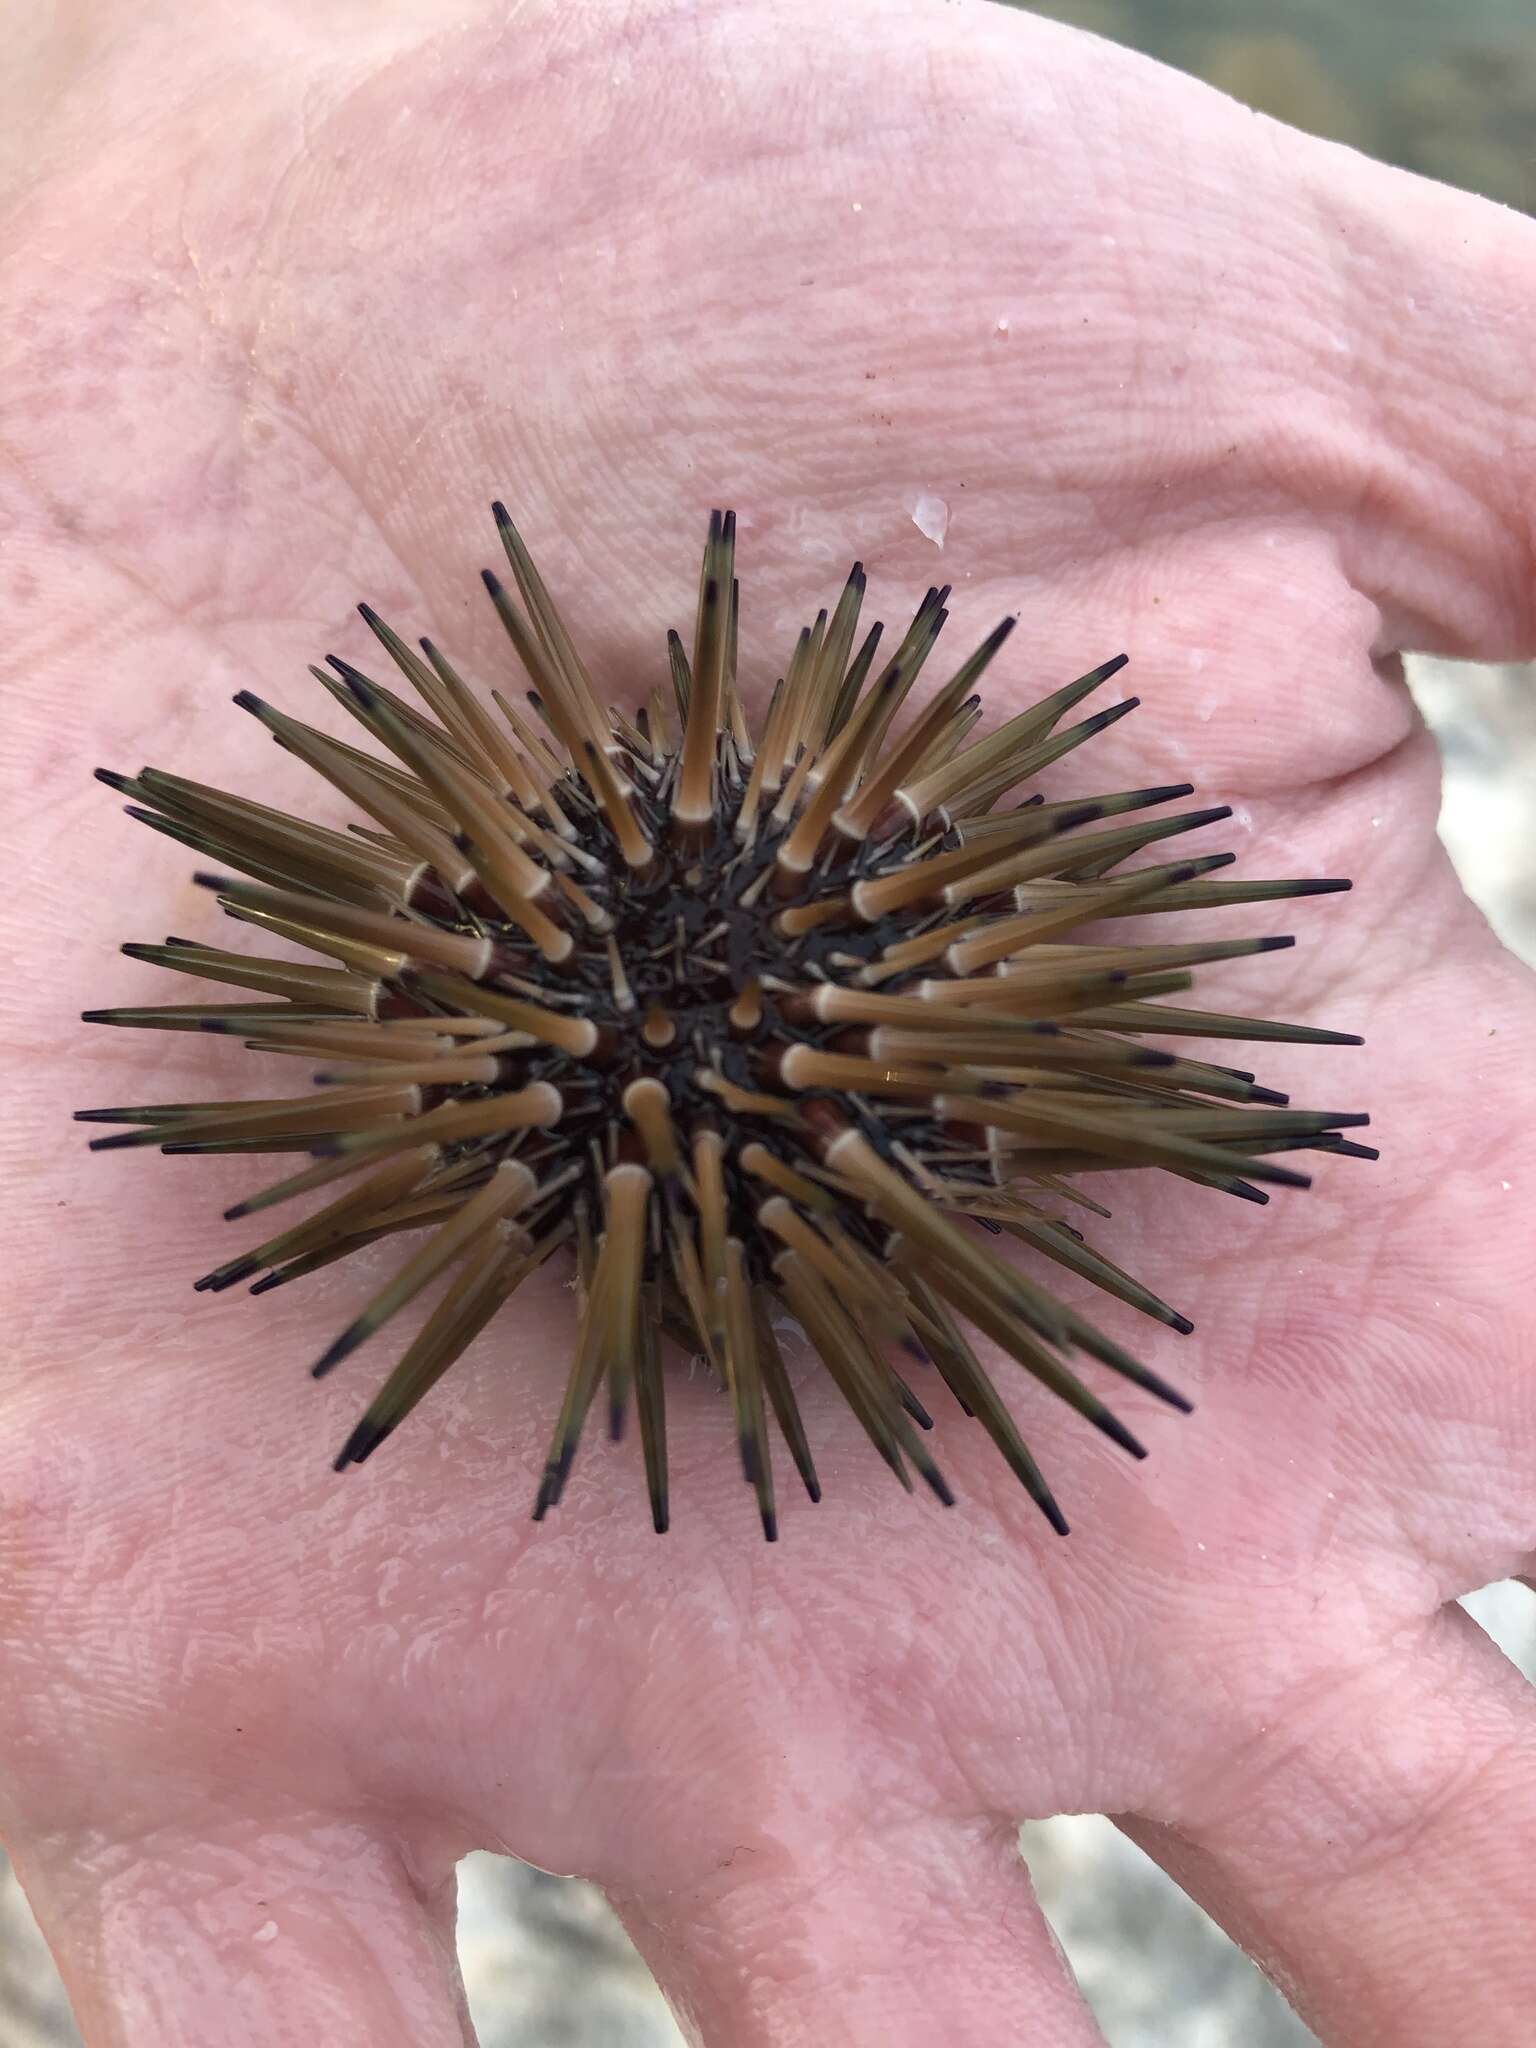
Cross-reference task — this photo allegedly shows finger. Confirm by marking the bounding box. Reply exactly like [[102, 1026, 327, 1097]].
[[1121, 1603, 1536, 2047], [8, 1812, 474, 2048], [610, 1813, 1105, 2048], [1319, 143, 1536, 661]]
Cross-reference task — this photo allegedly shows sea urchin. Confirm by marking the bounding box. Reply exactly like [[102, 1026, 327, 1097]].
[[80, 508, 1372, 1539]]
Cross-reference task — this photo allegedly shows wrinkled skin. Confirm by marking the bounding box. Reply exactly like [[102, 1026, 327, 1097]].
[[2, 4, 1535, 2043]]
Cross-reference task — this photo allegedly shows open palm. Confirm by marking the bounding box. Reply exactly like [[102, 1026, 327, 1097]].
[[3, 4, 1535, 2044]]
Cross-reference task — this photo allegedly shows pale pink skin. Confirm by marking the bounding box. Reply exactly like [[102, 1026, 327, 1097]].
[[2, 3, 1534, 2043]]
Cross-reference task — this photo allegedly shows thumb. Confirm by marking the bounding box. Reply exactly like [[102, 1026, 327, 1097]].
[[1311, 136, 1536, 662]]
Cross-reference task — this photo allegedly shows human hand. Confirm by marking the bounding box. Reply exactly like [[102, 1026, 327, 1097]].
[[3, 3, 1534, 2043]]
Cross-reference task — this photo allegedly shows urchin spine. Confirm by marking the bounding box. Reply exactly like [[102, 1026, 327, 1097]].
[[79, 508, 1371, 1539]]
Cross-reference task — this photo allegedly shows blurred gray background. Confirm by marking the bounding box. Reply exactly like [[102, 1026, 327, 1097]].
[[6, 1, 1535, 2040]]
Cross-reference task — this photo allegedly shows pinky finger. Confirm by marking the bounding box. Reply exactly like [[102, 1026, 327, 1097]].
[[7, 1810, 475, 2048]]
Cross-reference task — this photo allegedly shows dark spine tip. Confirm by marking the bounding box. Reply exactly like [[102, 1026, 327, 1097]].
[[196, 1257, 261, 1294], [334, 1418, 391, 1470], [1059, 803, 1107, 831], [311, 1329, 362, 1379], [1089, 695, 1139, 732], [761, 1508, 779, 1543], [1141, 1369, 1195, 1414], [190, 871, 236, 893], [924, 1466, 957, 1508], [94, 767, 135, 792], [331, 667, 373, 707], [1095, 1409, 1148, 1459], [355, 1426, 393, 1464], [1170, 1313, 1196, 1337], [531, 1472, 560, 1521], [357, 601, 380, 625], [231, 689, 270, 714], [481, 568, 504, 597], [87, 1131, 145, 1151], [1259, 935, 1297, 951], [1262, 1164, 1311, 1190], [1044, 1501, 1071, 1537]]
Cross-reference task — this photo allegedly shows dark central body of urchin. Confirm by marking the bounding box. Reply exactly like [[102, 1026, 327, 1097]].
[[80, 507, 1372, 1540]]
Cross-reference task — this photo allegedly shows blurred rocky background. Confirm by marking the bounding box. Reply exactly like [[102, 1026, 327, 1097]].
[[6, 1, 1534, 2041], [1029, 0, 1536, 215]]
